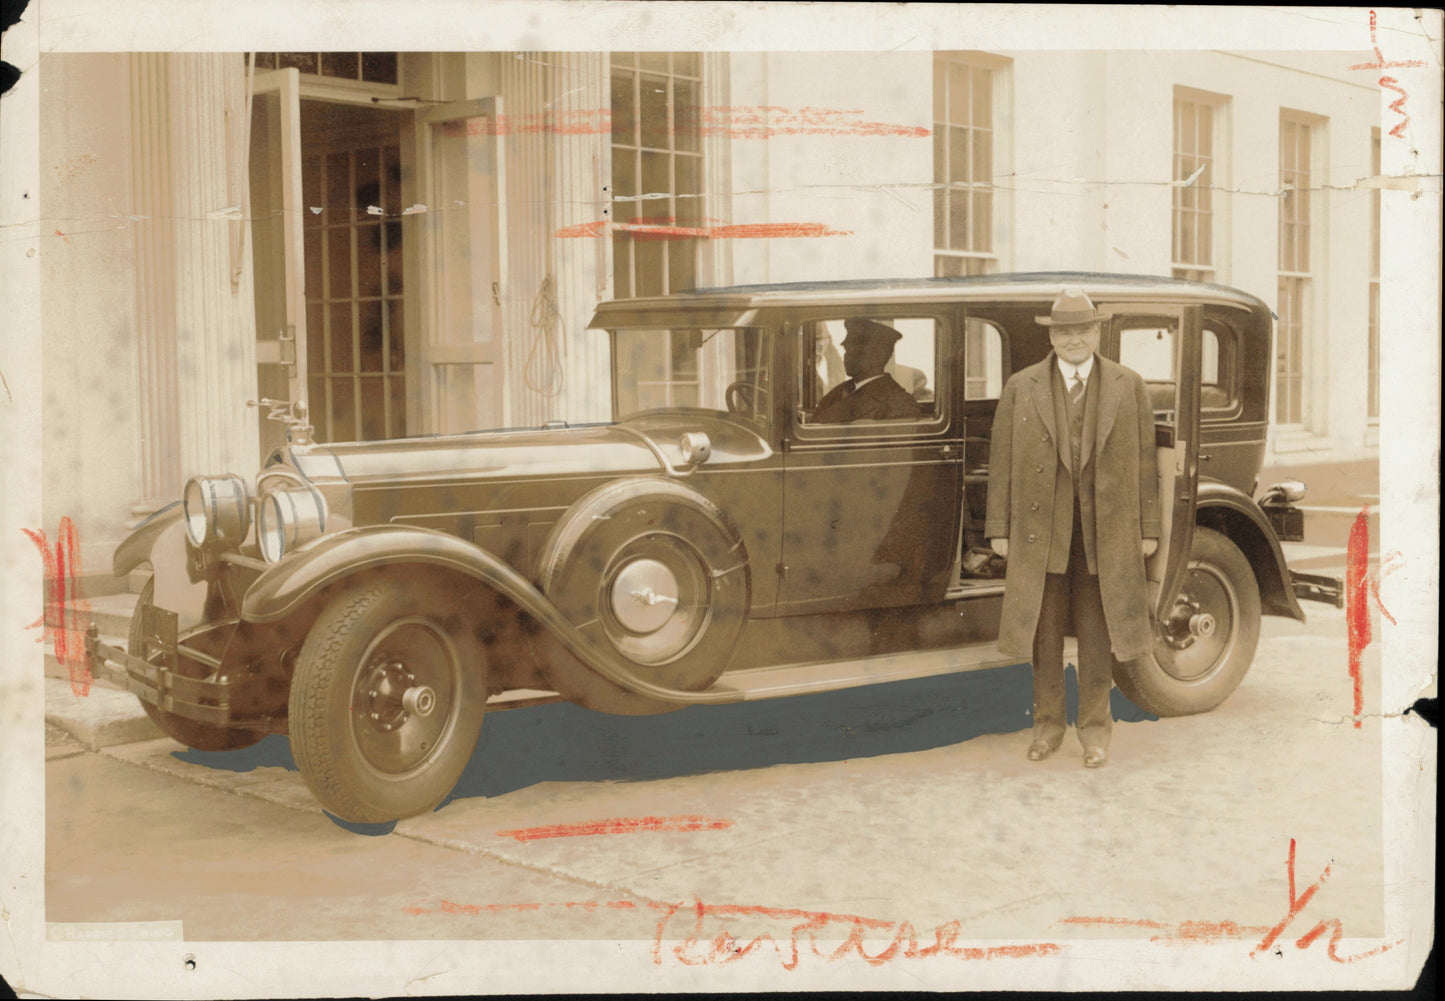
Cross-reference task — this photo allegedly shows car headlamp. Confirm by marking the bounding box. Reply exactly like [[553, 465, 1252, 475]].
[[182, 474, 251, 548], [258, 486, 328, 564]]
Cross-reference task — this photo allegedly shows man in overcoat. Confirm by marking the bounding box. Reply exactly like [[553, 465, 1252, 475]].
[[985, 287, 1160, 767]]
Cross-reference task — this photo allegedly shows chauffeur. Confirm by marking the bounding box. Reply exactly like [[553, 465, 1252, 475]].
[[814, 319, 921, 423], [985, 287, 1160, 768]]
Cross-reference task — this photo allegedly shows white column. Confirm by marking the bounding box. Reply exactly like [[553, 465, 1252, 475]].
[[550, 51, 612, 424], [168, 53, 259, 478], [129, 53, 182, 510]]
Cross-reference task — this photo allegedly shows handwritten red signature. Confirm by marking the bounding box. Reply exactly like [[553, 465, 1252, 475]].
[[1349, 9, 1427, 139], [405, 897, 1060, 968], [1066, 839, 1401, 963], [496, 814, 733, 843], [24, 517, 93, 696]]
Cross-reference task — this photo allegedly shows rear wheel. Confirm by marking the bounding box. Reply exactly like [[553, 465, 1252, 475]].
[[130, 579, 264, 752], [288, 576, 487, 823], [1113, 527, 1261, 717]]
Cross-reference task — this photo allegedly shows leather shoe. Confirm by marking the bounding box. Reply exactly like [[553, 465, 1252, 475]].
[[1026, 741, 1058, 762], [1083, 746, 1108, 769]]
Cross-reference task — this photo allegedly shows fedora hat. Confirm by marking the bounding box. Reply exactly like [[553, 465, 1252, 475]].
[[1036, 287, 1102, 327]]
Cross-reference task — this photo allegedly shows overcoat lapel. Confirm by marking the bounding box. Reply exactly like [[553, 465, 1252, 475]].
[[1086, 360, 1124, 470], [1026, 361, 1063, 467]]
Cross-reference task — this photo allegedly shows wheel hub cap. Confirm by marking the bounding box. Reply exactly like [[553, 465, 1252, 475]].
[[611, 558, 679, 634]]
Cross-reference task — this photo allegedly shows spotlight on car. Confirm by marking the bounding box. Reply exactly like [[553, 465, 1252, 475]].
[[258, 487, 328, 564], [678, 431, 712, 466], [182, 474, 251, 548]]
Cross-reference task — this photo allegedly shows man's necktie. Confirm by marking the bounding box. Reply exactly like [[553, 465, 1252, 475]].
[[1069, 372, 1085, 405]]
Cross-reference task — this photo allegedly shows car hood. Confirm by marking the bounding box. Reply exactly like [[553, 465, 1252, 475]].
[[285, 415, 772, 488]]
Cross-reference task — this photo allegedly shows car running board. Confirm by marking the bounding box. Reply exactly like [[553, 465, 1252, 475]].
[[718, 640, 1024, 702]]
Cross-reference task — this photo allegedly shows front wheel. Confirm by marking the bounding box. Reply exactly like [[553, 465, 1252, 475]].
[[288, 576, 487, 823], [1113, 527, 1262, 717]]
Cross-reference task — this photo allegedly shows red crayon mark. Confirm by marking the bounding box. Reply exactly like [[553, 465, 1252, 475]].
[[406, 896, 1059, 968], [653, 900, 1059, 969], [24, 516, 93, 696], [1250, 839, 1403, 963], [558, 216, 853, 241], [1345, 509, 1372, 727], [1349, 10, 1427, 139], [496, 814, 732, 843], [445, 105, 928, 140], [1065, 841, 1401, 963]]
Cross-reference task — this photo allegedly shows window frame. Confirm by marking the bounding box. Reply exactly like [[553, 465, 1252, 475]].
[[1171, 88, 1229, 283], [932, 52, 1005, 278], [1276, 111, 1321, 430], [609, 52, 706, 299], [786, 312, 953, 445]]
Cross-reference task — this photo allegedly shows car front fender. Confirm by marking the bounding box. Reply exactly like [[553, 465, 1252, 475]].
[[113, 501, 182, 577], [1196, 481, 1306, 622], [239, 525, 745, 709]]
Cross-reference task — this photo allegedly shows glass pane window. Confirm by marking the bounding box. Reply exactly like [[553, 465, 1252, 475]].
[[1276, 113, 1317, 427], [1369, 131, 1380, 420], [1173, 94, 1217, 277], [610, 52, 705, 298], [933, 54, 997, 276], [257, 52, 399, 85], [612, 327, 770, 428]]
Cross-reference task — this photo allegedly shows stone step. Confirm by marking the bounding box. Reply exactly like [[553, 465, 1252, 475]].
[[44, 675, 162, 750]]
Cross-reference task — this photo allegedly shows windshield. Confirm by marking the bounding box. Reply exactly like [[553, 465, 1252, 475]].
[[612, 327, 771, 425]]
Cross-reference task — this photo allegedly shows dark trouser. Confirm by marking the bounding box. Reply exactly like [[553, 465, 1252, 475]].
[[1031, 520, 1115, 751]]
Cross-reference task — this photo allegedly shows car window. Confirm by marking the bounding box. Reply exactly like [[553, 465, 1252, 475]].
[[963, 318, 1005, 400], [612, 326, 771, 426], [1118, 320, 1234, 414], [797, 315, 943, 428]]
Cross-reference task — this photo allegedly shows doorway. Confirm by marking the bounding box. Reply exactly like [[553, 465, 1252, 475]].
[[300, 101, 411, 443]]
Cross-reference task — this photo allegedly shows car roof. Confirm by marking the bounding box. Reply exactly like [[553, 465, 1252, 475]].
[[588, 272, 1270, 326]]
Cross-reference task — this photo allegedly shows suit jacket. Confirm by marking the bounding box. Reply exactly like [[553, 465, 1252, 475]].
[[816, 374, 921, 423], [984, 353, 1160, 660]]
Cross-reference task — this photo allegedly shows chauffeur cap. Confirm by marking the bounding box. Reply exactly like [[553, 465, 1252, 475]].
[[842, 317, 904, 344], [1035, 286, 1102, 327]]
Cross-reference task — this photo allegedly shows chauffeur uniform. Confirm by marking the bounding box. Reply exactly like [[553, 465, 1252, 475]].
[[985, 289, 1159, 767], [815, 373, 920, 423]]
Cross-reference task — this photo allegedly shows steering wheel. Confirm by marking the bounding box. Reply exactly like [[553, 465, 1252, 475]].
[[725, 380, 767, 417]]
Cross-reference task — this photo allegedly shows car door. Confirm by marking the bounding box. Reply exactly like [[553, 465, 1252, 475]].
[[1104, 302, 1204, 614], [777, 312, 962, 614]]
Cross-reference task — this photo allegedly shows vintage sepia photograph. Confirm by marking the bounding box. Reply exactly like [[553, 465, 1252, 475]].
[[1, 3, 1438, 996]]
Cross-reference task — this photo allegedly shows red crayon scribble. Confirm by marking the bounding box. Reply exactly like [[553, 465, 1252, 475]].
[[1251, 839, 1403, 963], [446, 105, 928, 140], [496, 814, 732, 843], [1349, 10, 1427, 139], [1345, 507, 1397, 728], [558, 216, 853, 241], [406, 896, 1059, 968], [1065, 841, 1401, 963], [24, 516, 93, 696], [1345, 509, 1372, 727], [653, 900, 1059, 969]]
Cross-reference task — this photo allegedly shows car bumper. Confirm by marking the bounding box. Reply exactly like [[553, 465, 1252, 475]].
[[84, 608, 234, 727]]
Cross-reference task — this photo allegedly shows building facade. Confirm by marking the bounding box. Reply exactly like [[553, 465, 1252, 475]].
[[40, 48, 1380, 571]]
